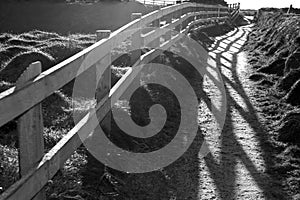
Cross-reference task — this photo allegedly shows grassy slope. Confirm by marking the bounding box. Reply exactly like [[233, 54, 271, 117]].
[[0, 1, 153, 34], [0, 30, 95, 194], [0, 2, 235, 198], [245, 10, 300, 199]]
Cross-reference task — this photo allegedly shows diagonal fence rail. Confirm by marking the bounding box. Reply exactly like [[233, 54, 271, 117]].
[[135, 0, 178, 6], [0, 2, 239, 200]]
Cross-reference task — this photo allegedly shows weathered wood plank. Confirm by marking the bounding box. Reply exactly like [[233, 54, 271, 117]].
[[0, 3, 231, 200], [0, 3, 227, 129], [143, 10, 226, 46], [16, 61, 45, 200], [0, 31, 185, 200], [95, 30, 111, 137], [131, 13, 143, 65]]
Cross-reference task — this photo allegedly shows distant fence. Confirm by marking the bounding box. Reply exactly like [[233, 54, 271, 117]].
[[283, 13, 300, 16], [0, 2, 239, 200], [229, 2, 240, 21], [135, 0, 179, 6]]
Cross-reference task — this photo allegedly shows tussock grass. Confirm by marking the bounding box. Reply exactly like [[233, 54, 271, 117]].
[[258, 58, 286, 76], [246, 10, 300, 198], [285, 80, 300, 106], [248, 72, 268, 82], [0, 51, 55, 82], [278, 68, 300, 92], [7, 37, 41, 47], [0, 145, 19, 192], [0, 21, 234, 198], [0, 30, 96, 194], [0, 81, 13, 93], [278, 111, 300, 143], [284, 49, 300, 74]]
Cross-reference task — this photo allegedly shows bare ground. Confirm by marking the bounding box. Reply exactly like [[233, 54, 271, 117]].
[[0, 23, 291, 199], [197, 25, 288, 199], [84, 25, 289, 200]]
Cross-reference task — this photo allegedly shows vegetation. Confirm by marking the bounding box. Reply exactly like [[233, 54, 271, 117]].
[[187, 0, 227, 6], [0, 15, 235, 198], [245, 10, 300, 198]]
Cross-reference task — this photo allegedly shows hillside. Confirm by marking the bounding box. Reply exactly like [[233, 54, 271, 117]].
[[0, 6, 236, 198], [245, 10, 300, 199], [0, 1, 153, 34]]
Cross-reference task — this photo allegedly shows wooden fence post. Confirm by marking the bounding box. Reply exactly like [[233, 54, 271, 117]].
[[175, 8, 182, 33], [165, 13, 172, 41], [82, 30, 112, 188], [95, 30, 111, 105], [131, 13, 142, 65], [149, 11, 161, 49], [96, 30, 111, 128], [16, 61, 45, 200]]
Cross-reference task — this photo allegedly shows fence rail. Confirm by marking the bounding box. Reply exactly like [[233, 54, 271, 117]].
[[283, 13, 300, 16], [135, 0, 179, 6], [0, 2, 239, 200]]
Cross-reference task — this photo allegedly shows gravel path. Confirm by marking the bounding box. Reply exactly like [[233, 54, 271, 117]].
[[197, 25, 287, 200]]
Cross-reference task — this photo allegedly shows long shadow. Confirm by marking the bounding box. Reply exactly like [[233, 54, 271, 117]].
[[203, 26, 288, 199], [81, 25, 287, 200], [81, 41, 210, 200], [209, 28, 240, 52]]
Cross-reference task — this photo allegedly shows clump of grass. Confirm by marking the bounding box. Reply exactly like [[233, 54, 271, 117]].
[[0, 46, 32, 68], [3, 45, 31, 56], [26, 30, 61, 40], [45, 149, 89, 200], [68, 33, 96, 42], [284, 49, 300, 74], [265, 38, 285, 56], [284, 80, 300, 106], [0, 81, 13, 93], [276, 48, 290, 59], [248, 72, 268, 82], [258, 57, 286, 76], [111, 65, 130, 86], [44, 127, 69, 150], [42, 90, 73, 128], [278, 110, 300, 143], [0, 30, 97, 197], [6, 37, 41, 47], [0, 145, 19, 192], [257, 79, 274, 87], [111, 53, 131, 68], [0, 33, 13, 43], [39, 41, 83, 63], [278, 68, 300, 92], [246, 10, 300, 198], [0, 50, 55, 82]]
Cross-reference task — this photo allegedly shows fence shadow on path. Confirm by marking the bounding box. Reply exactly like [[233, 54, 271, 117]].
[[201, 25, 288, 199], [80, 25, 288, 200]]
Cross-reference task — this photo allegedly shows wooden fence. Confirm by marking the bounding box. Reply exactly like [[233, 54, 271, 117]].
[[136, 0, 179, 6], [229, 2, 240, 21], [0, 2, 239, 200]]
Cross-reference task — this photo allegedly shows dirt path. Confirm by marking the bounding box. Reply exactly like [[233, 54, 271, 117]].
[[79, 25, 289, 200], [197, 25, 287, 199]]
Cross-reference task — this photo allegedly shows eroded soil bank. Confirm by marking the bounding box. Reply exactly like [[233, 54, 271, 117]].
[[244, 10, 300, 200]]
